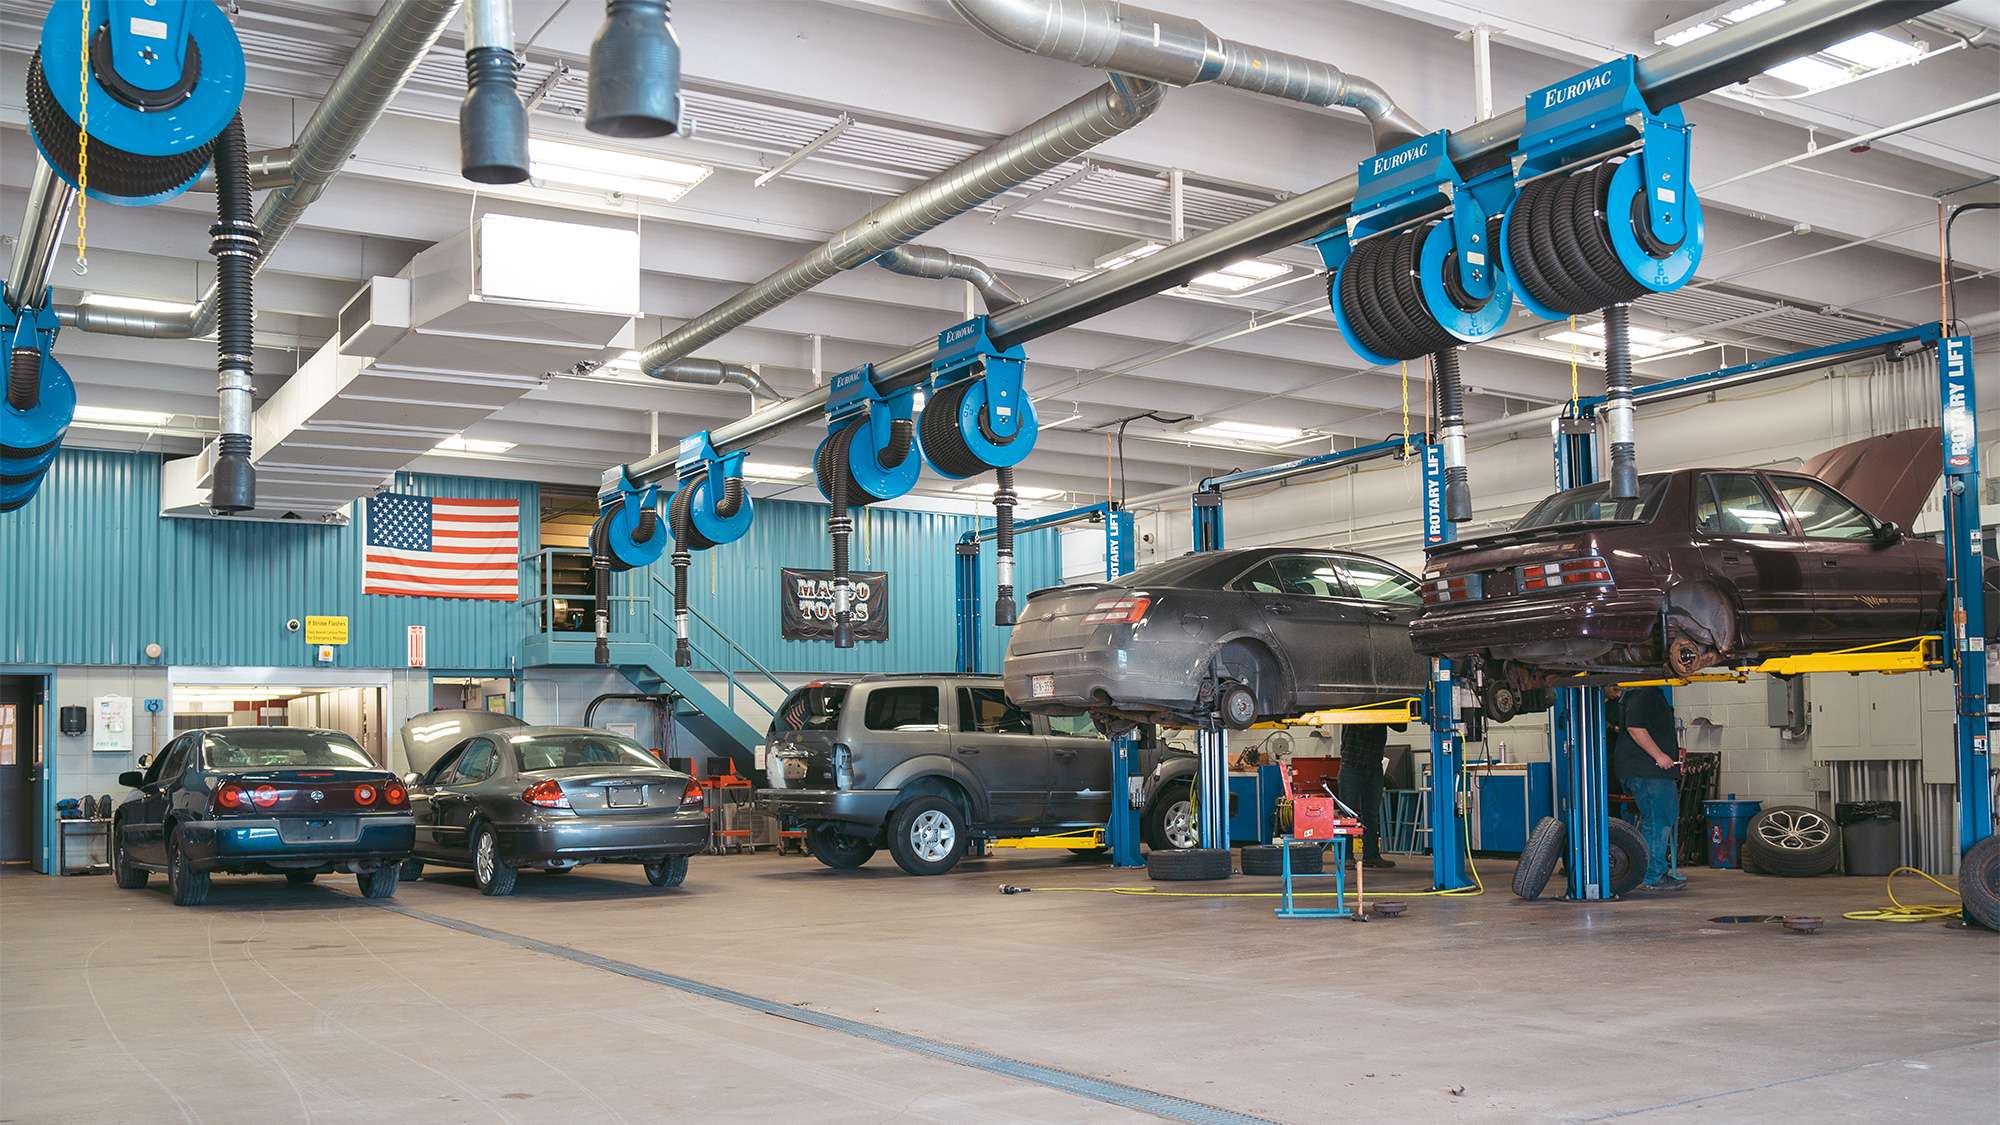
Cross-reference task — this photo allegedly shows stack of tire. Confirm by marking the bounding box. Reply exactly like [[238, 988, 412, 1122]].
[[1739, 805, 1840, 878]]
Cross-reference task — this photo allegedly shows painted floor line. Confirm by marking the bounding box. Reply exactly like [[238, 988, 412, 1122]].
[[365, 896, 1278, 1125]]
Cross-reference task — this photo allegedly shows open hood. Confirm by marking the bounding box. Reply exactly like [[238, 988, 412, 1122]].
[[398, 709, 528, 774], [1800, 427, 1941, 528]]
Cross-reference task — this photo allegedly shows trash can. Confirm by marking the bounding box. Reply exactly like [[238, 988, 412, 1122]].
[[1703, 796, 1761, 869], [1835, 801, 1902, 876]]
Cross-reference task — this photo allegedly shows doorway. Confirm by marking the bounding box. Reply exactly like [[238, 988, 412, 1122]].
[[168, 669, 395, 766], [0, 676, 49, 871]]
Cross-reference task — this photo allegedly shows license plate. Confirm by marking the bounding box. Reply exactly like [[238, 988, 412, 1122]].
[[286, 819, 337, 842], [1031, 674, 1056, 699], [606, 786, 644, 808]]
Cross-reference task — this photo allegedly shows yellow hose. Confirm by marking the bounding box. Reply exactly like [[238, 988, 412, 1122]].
[[1841, 866, 1963, 923]]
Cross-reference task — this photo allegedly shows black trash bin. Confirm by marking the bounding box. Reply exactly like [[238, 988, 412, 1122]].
[[1835, 801, 1902, 876]]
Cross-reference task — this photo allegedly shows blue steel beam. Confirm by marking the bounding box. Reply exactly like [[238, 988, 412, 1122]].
[[1191, 435, 1428, 554], [1572, 324, 1941, 415]]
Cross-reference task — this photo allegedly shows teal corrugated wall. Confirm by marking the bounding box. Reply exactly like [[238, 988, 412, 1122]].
[[0, 449, 537, 669]]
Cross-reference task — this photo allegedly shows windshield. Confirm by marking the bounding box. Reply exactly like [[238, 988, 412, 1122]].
[[513, 733, 662, 771], [1115, 553, 1224, 589], [772, 685, 849, 734], [1516, 477, 1668, 531], [207, 730, 375, 770]]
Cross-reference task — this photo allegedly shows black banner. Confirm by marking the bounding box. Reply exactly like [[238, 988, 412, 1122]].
[[780, 568, 889, 642]]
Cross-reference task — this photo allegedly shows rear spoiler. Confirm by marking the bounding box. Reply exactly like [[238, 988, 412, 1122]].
[[1425, 519, 1643, 559], [1025, 581, 1116, 600]]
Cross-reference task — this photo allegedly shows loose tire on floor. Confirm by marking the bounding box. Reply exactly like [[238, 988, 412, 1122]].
[[886, 796, 969, 876], [111, 827, 148, 889], [357, 864, 400, 899], [804, 823, 876, 870], [1143, 783, 1196, 852], [1513, 816, 1565, 901], [1607, 818, 1649, 897], [1743, 805, 1839, 877], [645, 854, 690, 888], [1241, 843, 1323, 876], [1147, 847, 1233, 881], [1960, 834, 2000, 931]]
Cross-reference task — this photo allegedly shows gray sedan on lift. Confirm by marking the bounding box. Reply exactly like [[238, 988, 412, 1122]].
[[402, 726, 708, 895]]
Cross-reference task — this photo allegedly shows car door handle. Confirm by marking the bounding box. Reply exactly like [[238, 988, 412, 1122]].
[[1053, 747, 1077, 758], [1263, 603, 1294, 615], [1722, 553, 1744, 564], [957, 747, 980, 755], [1369, 608, 1396, 621]]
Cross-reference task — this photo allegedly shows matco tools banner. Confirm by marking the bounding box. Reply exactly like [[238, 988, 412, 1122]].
[[780, 568, 889, 642]]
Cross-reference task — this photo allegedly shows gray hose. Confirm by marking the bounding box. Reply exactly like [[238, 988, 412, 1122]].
[[827, 442, 856, 649], [993, 466, 1019, 626], [669, 486, 694, 668], [1433, 348, 1471, 523], [1602, 302, 1639, 500]]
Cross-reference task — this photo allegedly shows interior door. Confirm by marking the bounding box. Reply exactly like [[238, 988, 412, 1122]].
[[949, 685, 1048, 827], [1231, 555, 1374, 705], [1041, 712, 1113, 825], [0, 680, 35, 865], [1333, 555, 1431, 692], [1769, 473, 1926, 641], [1692, 472, 1813, 647]]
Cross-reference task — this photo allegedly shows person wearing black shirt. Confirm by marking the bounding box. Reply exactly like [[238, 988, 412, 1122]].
[[1338, 723, 1394, 869], [1608, 685, 1686, 892]]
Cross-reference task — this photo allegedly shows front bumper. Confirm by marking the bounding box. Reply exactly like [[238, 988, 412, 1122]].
[[1003, 644, 1198, 715], [756, 788, 899, 830], [493, 810, 708, 862], [1410, 590, 1664, 660], [181, 814, 415, 872]]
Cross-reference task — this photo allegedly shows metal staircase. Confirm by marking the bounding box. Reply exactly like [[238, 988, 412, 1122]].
[[520, 549, 790, 776]]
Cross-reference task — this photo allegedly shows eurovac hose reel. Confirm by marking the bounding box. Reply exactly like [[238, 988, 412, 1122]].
[[1499, 56, 1705, 500], [666, 436, 750, 666], [918, 317, 1039, 627], [1316, 129, 1514, 525], [814, 366, 921, 648], [1, 306, 72, 513]]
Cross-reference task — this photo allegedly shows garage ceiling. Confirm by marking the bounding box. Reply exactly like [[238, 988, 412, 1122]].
[[2, 0, 1995, 511]]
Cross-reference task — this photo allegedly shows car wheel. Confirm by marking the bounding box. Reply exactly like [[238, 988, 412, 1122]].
[[472, 826, 518, 896], [886, 796, 969, 876], [1218, 681, 1257, 730], [1742, 806, 1839, 877], [804, 823, 876, 870], [1146, 847, 1232, 881], [1241, 843, 1323, 876], [356, 864, 400, 900], [284, 871, 318, 888], [1512, 816, 1565, 901], [644, 855, 690, 888], [111, 825, 148, 890], [1607, 818, 1649, 897], [1482, 680, 1522, 724], [1143, 783, 1197, 852], [166, 828, 211, 907], [400, 858, 424, 882], [1960, 834, 2000, 931]]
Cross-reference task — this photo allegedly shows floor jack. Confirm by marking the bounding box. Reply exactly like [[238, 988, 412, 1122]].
[[1274, 760, 1368, 921]]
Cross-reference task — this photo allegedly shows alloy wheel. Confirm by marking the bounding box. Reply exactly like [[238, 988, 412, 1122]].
[[1755, 808, 1831, 851], [908, 809, 956, 863], [476, 832, 496, 885], [1164, 799, 1197, 850]]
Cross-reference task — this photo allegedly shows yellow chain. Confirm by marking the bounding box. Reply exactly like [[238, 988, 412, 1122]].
[[1566, 315, 1581, 414], [1399, 360, 1409, 457], [74, 0, 91, 275]]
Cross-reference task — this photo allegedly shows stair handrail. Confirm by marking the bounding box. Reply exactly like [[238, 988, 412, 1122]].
[[646, 603, 784, 721]]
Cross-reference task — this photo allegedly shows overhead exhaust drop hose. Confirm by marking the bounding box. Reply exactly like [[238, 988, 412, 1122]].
[[1600, 303, 1638, 501], [587, 0, 680, 139], [590, 516, 614, 665], [668, 487, 696, 668], [826, 447, 856, 649], [7, 348, 37, 412], [209, 117, 260, 515], [1433, 348, 1471, 522], [460, 0, 531, 184], [993, 466, 1019, 626]]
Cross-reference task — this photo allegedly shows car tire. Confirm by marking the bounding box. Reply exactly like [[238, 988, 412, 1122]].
[[1512, 816, 1565, 901], [111, 825, 148, 890], [1743, 805, 1839, 877], [356, 865, 400, 900], [644, 855, 690, 888], [1241, 843, 1323, 876], [400, 858, 425, 882], [1143, 782, 1197, 852], [166, 828, 210, 907], [804, 823, 876, 870], [285, 871, 318, 888], [1218, 681, 1258, 730], [1607, 818, 1649, 897], [1147, 847, 1233, 881], [886, 796, 969, 876], [1482, 680, 1522, 724], [1960, 834, 2000, 931], [472, 826, 518, 896]]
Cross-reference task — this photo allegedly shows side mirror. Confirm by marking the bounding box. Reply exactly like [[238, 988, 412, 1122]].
[[1873, 521, 1903, 547], [118, 770, 145, 789]]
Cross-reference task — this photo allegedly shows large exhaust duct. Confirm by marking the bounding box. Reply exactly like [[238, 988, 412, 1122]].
[[587, 0, 682, 138], [637, 75, 1162, 373], [652, 357, 779, 401], [3, 163, 75, 313], [461, 0, 531, 184], [875, 244, 1024, 312], [948, 0, 1426, 150]]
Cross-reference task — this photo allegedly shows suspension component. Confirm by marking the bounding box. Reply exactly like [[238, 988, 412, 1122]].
[[0, 304, 71, 513], [815, 365, 921, 648]]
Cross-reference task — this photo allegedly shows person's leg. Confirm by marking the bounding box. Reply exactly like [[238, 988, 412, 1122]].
[[1355, 759, 1387, 862], [1626, 778, 1676, 885]]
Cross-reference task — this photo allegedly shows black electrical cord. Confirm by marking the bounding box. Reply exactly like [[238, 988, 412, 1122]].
[[1944, 203, 1999, 334]]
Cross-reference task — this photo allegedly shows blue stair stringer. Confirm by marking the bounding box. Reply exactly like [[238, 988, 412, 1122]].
[[520, 634, 767, 773]]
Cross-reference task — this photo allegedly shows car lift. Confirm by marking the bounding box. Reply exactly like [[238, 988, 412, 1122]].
[[1546, 322, 1989, 902]]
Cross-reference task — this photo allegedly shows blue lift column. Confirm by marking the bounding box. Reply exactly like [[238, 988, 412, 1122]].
[[1547, 414, 1614, 899], [1421, 441, 1475, 890], [1939, 336, 1993, 872]]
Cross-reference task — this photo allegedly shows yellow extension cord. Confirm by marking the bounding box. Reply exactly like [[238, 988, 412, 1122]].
[[1841, 866, 1964, 923]]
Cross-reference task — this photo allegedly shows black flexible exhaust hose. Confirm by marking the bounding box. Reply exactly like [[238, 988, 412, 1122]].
[[669, 486, 694, 668], [993, 465, 1018, 626], [209, 116, 260, 514], [713, 473, 745, 519], [878, 417, 914, 469], [828, 452, 855, 649], [590, 516, 613, 665], [1433, 347, 1472, 522], [6, 348, 37, 412], [1602, 302, 1638, 500]]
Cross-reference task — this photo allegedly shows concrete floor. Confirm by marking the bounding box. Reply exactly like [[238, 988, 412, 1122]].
[[2, 851, 1994, 1124]]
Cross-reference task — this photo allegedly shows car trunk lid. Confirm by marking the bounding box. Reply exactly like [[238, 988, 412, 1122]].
[[1423, 533, 1600, 601], [1010, 583, 1134, 656], [528, 768, 689, 814], [1801, 426, 1941, 528], [766, 731, 840, 789]]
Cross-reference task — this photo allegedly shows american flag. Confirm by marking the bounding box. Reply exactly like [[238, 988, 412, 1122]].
[[364, 493, 520, 601]]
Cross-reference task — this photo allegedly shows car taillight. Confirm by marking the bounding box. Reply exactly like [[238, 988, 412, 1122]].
[[353, 783, 378, 806], [1084, 595, 1151, 624], [522, 779, 570, 809], [216, 783, 244, 810], [1517, 556, 1614, 593], [252, 784, 279, 809], [1423, 574, 1482, 606], [384, 783, 407, 806], [680, 783, 705, 810], [832, 744, 854, 790]]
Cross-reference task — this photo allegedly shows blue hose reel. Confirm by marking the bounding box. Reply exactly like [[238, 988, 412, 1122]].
[[27, 0, 247, 205], [815, 365, 922, 507], [1, 305, 72, 513], [918, 316, 1038, 479]]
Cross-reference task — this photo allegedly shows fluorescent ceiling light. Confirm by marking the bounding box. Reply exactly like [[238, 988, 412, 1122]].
[[1543, 322, 1703, 358], [72, 404, 173, 425], [1094, 240, 1165, 271], [529, 139, 713, 202], [1823, 31, 1922, 68], [1655, 0, 1785, 46], [1186, 257, 1292, 294], [742, 460, 811, 481], [1762, 55, 1850, 90], [1660, 22, 1720, 46], [954, 481, 1064, 500], [435, 435, 517, 455], [80, 293, 196, 315], [1186, 420, 1305, 445], [1724, 0, 1786, 21]]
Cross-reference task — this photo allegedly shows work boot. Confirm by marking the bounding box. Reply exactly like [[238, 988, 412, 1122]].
[[1362, 852, 1397, 870]]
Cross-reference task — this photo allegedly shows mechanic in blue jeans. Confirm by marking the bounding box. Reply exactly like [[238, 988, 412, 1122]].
[[1608, 685, 1687, 893]]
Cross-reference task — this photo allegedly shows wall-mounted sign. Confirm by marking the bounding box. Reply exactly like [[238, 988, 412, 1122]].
[[93, 695, 133, 754], [780, 568, 889, 643], [407, 625, 427, 668], [316, 645, 336, 664], [305, 615, 349, 645]]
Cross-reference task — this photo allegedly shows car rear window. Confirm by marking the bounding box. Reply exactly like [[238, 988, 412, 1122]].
[[1516, 477, 1668, 530], [1116, 553, 1226, 589], [773, 684, 849, 733], [864, 686, 939, 731], [514, 734, 661, 771], [206, 730, 375, 769]]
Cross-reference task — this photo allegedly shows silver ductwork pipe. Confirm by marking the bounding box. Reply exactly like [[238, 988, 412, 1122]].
[[188, 147, 298, 193], [3, 162, 77, 313], [653, 357, 779, 401], [55, 0, 462, 338], [638, 74, 1163, 373], [875, 244, 1024, 312], [948, 0, 1426, 149]]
